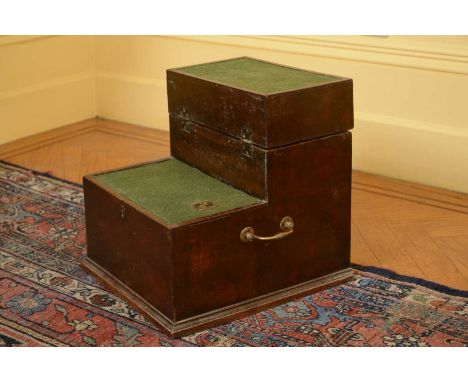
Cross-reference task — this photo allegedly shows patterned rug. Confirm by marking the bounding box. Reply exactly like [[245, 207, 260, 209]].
[[0, 160, 466, 347]]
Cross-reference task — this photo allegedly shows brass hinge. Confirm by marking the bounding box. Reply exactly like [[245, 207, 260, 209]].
[[241, 138, 254, 158], [180, 119, 194, 133], [241, 125, 253, 158]]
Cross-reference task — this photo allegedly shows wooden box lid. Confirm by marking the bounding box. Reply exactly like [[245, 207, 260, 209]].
[[167, 57, 353, 149], [92, 158, 263, 226]]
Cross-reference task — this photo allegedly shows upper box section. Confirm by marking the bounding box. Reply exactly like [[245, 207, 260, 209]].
[[167, 57, 353, 149]]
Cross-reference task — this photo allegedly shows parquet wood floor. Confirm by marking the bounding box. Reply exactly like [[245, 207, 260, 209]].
[[2, 118, 467, 290]]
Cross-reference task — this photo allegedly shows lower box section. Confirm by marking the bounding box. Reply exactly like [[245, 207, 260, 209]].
[[82, 257, 353, 338], [83, 133, 352, 337]]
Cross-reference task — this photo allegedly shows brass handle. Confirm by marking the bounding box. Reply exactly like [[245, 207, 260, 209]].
[[240, 216, 294, 243]]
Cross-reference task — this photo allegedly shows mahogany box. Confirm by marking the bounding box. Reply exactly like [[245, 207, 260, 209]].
[[82, 57, 354, 337]]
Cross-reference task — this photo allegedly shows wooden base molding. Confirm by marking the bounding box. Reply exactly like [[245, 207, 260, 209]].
[[82, 257, 354, 338]]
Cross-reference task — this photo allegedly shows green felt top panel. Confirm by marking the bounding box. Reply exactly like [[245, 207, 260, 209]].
[[176, 57, 339, 94], [94, 158, 262, 226]]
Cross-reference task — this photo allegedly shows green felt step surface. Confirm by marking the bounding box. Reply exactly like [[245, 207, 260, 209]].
[[177, 57, 339, 94], [94, 158, 263, 226]]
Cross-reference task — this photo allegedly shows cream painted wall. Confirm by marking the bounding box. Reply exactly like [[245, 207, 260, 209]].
[[0, 35, 96, 143], [94, 35, 468, 194], [1, 35, 467, 193]]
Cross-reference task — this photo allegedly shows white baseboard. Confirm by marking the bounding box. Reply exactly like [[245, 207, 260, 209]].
[[0, 35, 96, 145], [354, 113, 468, 194], [0, 76, 96, 144], [96, 74, 169, 131]]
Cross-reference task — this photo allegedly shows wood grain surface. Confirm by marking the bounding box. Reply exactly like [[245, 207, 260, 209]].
[[2, 117, 467, 291]]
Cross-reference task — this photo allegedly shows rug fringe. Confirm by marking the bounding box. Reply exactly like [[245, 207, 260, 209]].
[[352, 263, 468, 298], [0, 159, 83, 188]]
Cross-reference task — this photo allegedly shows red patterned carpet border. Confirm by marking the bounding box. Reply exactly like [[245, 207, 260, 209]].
[[0, 160, 466, 347]]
